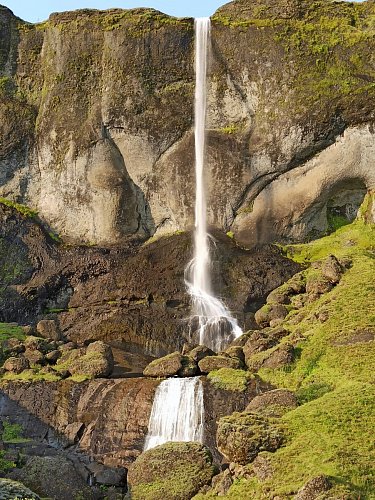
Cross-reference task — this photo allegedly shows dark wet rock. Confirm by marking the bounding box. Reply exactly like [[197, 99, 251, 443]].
[[217, 412, 284, 465], [127, 442, 216, 500], [246, 389, 298, 417], [295, 475, 332, 500], [255, 304, 289, 328], [143, 351, 182, 378], [198, 355, 243, 373], [36, 320, 61, 341], [177, 355, 198, 377], [3, 356, 30, 374], [8, 456, 94, 500], [188, 345, 216, 363], [45, 350, 61, 363], [86, 462, 126, 486]]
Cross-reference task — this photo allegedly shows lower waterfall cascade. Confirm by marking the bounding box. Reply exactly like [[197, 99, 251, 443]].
[[143, 377, 204, 451]]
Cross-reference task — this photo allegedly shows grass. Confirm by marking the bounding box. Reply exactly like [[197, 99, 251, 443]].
[[196, 219, 375, 499], [0, 323, 25, 342], [207, 368, 254, 392], [1, 420, 30, 444]]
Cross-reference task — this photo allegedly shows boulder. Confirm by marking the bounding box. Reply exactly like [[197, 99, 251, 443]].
[[295, 475, 332, 500], [243, 328, 288, 362], [306, 271, 333, 296], [127, 442, 216, 500], [177, 355, 198, 377], [45, 350, 61, 363], [23, 349, 45, 366], [198, 355, 243, 374], [247, 344, 295, 372], [8, 456, 94, 500], [217, 412, 284, 465], [36, 320, 61, 341], [86, 462, 126, 486], [0, 478, 40, 499], [211, 468, 233, 496], [223, 346, 245, 364], [246, 389, 298, 417], [255, 304, 289, 328], [58, 342, 114, 378], [188, 345, 216, 363], [3, 357, 30, 374], [143, 352, 182, 378], [319, 255, 344, 284]]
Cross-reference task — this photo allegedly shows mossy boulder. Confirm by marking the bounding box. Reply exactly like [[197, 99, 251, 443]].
[[127, 442, 216, 500], [246, 389, 298, 417], [254, 304, 289, 328], [188, 345, 216, 363], [56, 341, 114, 378], [217, 412, 284, 465], [0, 478, 40, 499], [198, 355, 243, 374], [143, 352, 182, 377], [207, 368, 254, 392], [246, 343, 295, 372]]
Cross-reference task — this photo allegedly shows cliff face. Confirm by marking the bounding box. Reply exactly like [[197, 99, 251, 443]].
[[0, 1, 374, 246]]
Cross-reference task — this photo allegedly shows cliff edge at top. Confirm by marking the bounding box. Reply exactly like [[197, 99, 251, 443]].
[[0, 0, 374, 245]]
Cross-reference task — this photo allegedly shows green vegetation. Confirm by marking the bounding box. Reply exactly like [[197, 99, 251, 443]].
[[0, 323, 25, 365], [203, 219, 374, 498], [207, 368, 254, 392], [0, 198, 37, 219], [0, 451, 15, 472], [1, 368, 61, 383], [1, 420, 28, 444]]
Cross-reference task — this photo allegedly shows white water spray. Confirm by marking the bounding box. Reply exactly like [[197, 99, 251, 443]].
[[185, 17, 242, 353], [143, 377, 204, 451]]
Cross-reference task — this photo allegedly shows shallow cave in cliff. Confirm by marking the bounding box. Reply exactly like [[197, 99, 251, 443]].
[[325, 178, 367, 232]]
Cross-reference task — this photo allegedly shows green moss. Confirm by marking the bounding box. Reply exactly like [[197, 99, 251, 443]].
[[226, 231, 234, 239], [0, 198, 37, 219], [0, 451, 15, 472], [221, 383, 374, 498], [207, 368, 254, 392], [1, 420, 30, 444], [1, 369, 61, 383], [0, 323, 25, 342]]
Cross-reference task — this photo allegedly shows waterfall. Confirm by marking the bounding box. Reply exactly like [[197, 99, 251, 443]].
[[143, 377, 204, 451], [185, 17, 242, 353]]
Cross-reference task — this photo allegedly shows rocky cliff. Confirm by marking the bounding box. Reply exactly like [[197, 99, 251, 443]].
[[0, 0, 374, 246]]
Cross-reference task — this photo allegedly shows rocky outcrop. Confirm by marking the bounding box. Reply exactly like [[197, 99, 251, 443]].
[[0, 378, 159, 467], [0, 2, 373, 246], [0, 204, 300, 357], [127, 442, 216, 500]]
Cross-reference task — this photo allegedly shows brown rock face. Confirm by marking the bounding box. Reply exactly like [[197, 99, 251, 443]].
[[295, 475, 332, 500], [0, 379, 159, 468]]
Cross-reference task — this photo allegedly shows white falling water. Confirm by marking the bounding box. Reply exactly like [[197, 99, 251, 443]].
[[185, 17, 242, 353], [143, 377, 204, 451]]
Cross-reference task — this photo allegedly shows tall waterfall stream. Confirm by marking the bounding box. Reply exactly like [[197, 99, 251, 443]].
[[144, 18, 242, 452]]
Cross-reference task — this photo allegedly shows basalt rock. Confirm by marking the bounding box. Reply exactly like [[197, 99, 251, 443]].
[[0, 478, 40, 500], [3, 356, 30, 374], [0, 3, 373, 248]]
